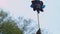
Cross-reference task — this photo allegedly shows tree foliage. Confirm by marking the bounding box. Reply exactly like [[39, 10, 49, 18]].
[[18, 17, 37, 34], [0, 10, 23, 34]]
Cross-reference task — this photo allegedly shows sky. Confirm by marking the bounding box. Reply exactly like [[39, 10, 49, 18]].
[[0, 0, 60, 34]]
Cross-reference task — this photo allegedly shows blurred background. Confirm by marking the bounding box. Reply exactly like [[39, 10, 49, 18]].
[[0, 0, 60, 34]]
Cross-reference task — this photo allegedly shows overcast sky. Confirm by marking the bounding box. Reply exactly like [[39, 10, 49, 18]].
[[0, 0, 60, 34]]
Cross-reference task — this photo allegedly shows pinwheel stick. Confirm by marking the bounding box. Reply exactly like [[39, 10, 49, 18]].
[[36, 11, 41, 34]]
